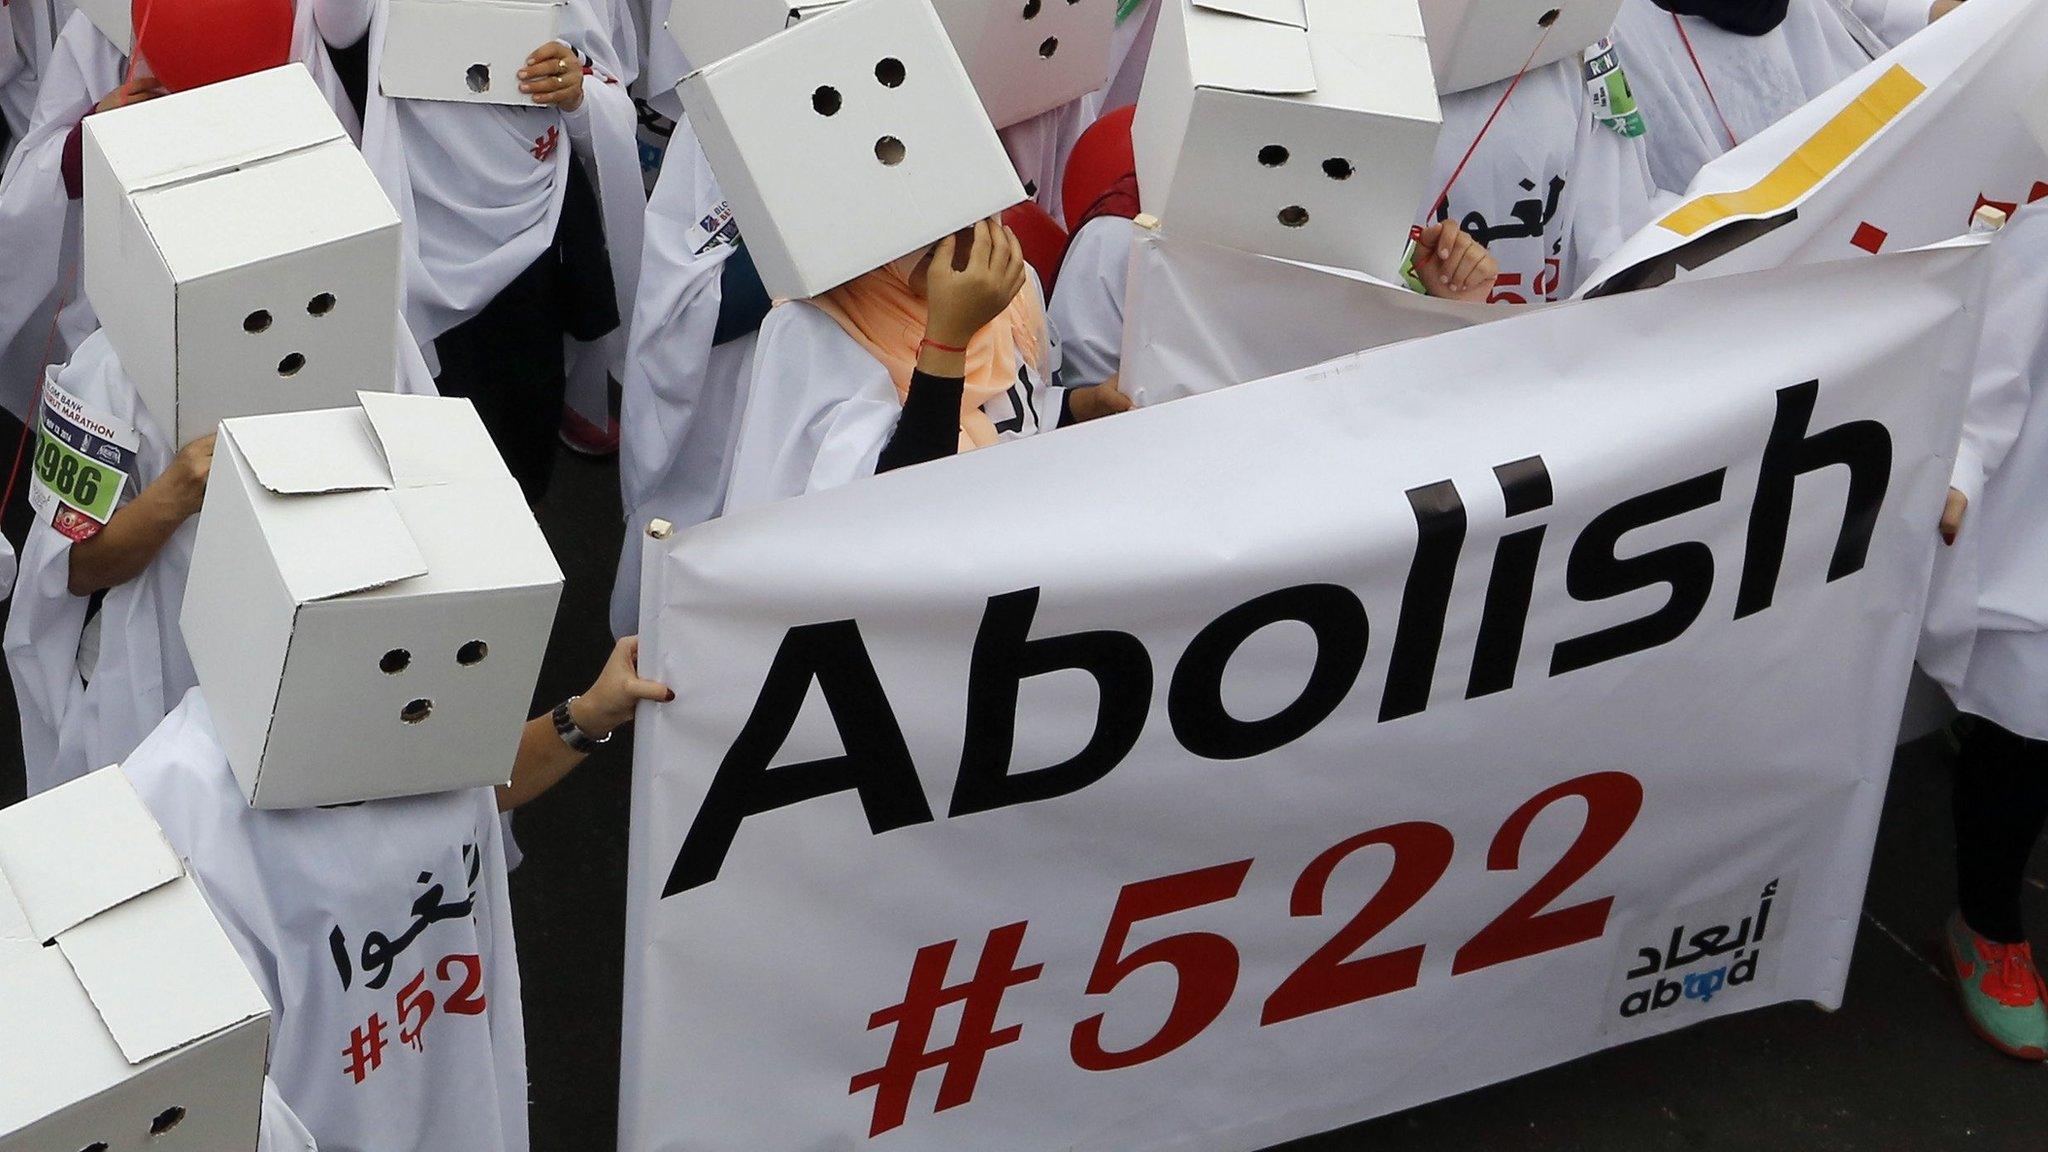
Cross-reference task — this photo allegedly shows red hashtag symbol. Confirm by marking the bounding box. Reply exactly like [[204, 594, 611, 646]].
[[343, 1013, 388, 1084], [849, 922, 1042, 1137]]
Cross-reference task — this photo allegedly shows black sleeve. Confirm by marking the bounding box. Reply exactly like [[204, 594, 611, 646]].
[[714, 241, 774, 347], [877, 370, 965, 474]]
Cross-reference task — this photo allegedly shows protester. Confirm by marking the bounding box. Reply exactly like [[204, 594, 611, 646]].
[[1614, 0, 1875, 197], [313, 0, 641, 505], [121, 635, 671, 1152], [0, 0, 352, 420], [726, 219, 1127, 510], [1920, 204, 2048, 1061], [1420, 30, 1658, 303]]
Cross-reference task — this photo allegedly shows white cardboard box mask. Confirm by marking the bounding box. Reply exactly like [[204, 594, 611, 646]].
[[666, 0, 847, 70], [380, 0, 569, 105], [0, 767, 272, 1152], [72, 0, 131, 53], [181, 394, 565, 810], [1133, 0, 1441, 280], [1420, 0, 1622, 94], [930, 0, 1115, 129], [680, 0, 1026, 300], [82, 66, 402, 448]]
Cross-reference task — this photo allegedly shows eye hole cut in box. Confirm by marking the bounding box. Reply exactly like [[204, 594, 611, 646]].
[[467, 64, 491, 93]]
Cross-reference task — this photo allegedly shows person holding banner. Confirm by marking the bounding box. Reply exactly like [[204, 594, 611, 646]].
[[1419, 21, 1658, 302], [726, 218, 1111, 510], [1614, 0, 1876, 196], [1920, 205, 2048, 1061]]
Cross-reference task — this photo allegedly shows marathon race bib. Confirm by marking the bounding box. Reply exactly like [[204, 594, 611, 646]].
[[28, 378, 138, 543], [1585, 38, 1648, 139]]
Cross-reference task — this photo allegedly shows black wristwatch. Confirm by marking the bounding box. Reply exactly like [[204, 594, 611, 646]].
[[553, 696, 612, 753]]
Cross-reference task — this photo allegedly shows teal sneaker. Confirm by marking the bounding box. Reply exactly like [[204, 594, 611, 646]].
[[1943, 912, 2048, 1061]]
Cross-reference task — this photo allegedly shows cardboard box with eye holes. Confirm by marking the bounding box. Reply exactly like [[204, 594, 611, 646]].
[[670, 0, 1111, 130], [1133, 0, 1441, 281], [180, 393, 565, 810], [679, 0, 1026, 301], [380, 0, 570, 105], [82, 65, 402, 449], [1420, 0, 1623, 94], [0, 767, 273, 1152]]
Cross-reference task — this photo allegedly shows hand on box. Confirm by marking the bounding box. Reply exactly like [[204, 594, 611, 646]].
[[94, 73, 166, 115], [1414, 221, 1500, 305], [922, 218, 1027, 356], [1068, 374, 1133, 423], [571, 636, 674, 739], [519, 41, 584, 112], [157, 433, 216, 520]]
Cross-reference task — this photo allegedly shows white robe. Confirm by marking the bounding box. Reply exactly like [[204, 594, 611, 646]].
[[320, 0, 643, 373], [1422, 53, 1658, 302], [1920, 206, 2048, 739], [1001, 100, 1088, 222], [5, 330, 431, 797], [0, 12, 115, 421], [1, 0, 65, 168], [608, 113, 752, 637], [1846, 0, 1934, 45], [1614, 0, 1874, 196], [0, 3, 352, 420], [723, 292, 1066, 512], [1047, 214, 1133, 391], [123, 689, 528, 1152]]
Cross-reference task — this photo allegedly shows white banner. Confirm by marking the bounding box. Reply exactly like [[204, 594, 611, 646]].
[[1582, 0, 2048, 295], [621, 242, 1987, 1152], [1120, 226, 1496, 408]]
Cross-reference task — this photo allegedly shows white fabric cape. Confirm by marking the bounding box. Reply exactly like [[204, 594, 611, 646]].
[[1422, 53, 1658, 301], [722, 290, 1066, 513], [1046, 214, 1133, 391], [1082, 0, 1161, 121], [1847, 0, 1934, 46], [4, 328, 432, 798], [609, 112, 751, 637], [1614, 0, 1875, 196], [123, 688, 528, 1152], [1001, 99, 1087, 223], [0, 3, 352, 419], [1920, 205, 2048, 737], [1, 0, 66, 166]]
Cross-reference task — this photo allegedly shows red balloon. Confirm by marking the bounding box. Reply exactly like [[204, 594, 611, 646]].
[[1061, 105, 1139, 234], [1002, 200, 1070, 297], [132, 0, 295, 93]]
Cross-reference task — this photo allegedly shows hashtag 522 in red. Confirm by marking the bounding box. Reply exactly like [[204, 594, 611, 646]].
[[850, 770, 1644, 1137]]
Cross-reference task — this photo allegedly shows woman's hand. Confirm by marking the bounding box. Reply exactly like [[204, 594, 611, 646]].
[[1414, 221, 1500, 304], [923, 218, 1027, 352], [568, 636, 673, 739], [1941, 487, 1968, 545], [519, 41, 584, 112], [1068, 375, 1133, 423], [95, 73, 165, 115]]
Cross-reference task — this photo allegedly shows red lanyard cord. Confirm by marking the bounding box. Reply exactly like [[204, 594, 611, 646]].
[[1425, 21, 1556, 224], [1673, 12, 1740, 150]]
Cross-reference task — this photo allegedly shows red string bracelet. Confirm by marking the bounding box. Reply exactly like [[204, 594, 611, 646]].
[[919, 337, 968, 355]]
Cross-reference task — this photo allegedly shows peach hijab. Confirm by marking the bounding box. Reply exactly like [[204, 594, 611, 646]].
[[808, 248, 1046, 452]]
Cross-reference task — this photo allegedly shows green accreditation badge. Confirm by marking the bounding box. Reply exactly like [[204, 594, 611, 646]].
[[27, 378, 138, 543], [1398, 227, 1430, 295], [1584, 38, 1647, 139]]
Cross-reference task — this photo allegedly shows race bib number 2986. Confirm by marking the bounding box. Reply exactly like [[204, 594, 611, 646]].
[[28, 380, 138, 542]]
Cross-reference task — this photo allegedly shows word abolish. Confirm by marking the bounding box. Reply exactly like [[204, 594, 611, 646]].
[[664, 381, 1890, 898]]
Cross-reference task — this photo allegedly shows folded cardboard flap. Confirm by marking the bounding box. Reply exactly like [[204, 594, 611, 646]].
[[0, 768, 182, 942], [84, 66, 343, 197], [358, 391, 510, 488], [1192, 0, 1306, 27], [229, 406, 393, 496], [1186, 1, 1317, 94], [58, 878, 271, 1066], [220, 419, 429, 603]]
